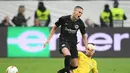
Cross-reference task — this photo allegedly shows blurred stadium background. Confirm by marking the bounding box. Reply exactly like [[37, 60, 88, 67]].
[[0, 0, 129, 27], [0, 0, 130, 73]]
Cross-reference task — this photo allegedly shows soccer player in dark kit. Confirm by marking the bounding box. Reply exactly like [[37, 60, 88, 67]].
[[44, 6, 88, 73]]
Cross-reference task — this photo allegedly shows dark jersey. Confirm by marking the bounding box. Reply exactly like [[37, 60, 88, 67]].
[[55, 15, 86, 43]]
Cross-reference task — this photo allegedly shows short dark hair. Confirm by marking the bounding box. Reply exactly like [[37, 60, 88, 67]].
[[19, 5, 24, 8], [105, 4, 109, 9], [38, 1, 44, 6], [74, 6, 83, 10], [114, 1, 119, 7]]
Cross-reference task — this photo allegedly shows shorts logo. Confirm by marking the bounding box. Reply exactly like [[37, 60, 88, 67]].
[[75, 25, 79, 29], [62, 44, 65, 47]]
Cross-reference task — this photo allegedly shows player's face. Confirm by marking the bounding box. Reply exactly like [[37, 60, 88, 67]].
[[19, 7, 25, 13], [73, 8, 83, 20], [86, 48, 95, 57]]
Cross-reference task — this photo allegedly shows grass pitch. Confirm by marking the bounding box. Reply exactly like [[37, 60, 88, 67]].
[[0, 58, 130, 73]]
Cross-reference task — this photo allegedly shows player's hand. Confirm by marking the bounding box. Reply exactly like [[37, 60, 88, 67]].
[[43, 40, 49, 48]]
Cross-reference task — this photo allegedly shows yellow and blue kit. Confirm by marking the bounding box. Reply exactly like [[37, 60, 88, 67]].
[[72, 51, 98, 73]]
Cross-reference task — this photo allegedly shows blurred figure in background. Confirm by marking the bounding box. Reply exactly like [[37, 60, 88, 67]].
[[0, 16, 12, 27], [85, 19, 100, 28], [100, 4, 113, 27], [34, 18, 40, 26], [111, 1, 127, 27], [34, 1, 51, 26], [12, 5, 30, 27]]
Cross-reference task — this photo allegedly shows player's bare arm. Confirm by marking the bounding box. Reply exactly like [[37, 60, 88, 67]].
[[44, 25, 57, 47], [82, 34, 88, 49]]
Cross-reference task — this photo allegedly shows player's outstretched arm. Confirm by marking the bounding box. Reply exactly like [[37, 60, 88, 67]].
[[92, 68, 98, 73], [92, 60, 98, 73], [44, 25, 57, 47], [82, 34, 88, 49]]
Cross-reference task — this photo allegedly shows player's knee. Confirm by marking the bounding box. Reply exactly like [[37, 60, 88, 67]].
[[70, 65, 78, 70]]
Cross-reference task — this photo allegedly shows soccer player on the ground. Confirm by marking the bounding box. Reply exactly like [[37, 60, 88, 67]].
[[72, 43, 98, 73], [44, 6, 88, 73]]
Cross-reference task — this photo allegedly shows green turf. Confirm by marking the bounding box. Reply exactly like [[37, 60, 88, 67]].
[[0, 58, 130, 73]]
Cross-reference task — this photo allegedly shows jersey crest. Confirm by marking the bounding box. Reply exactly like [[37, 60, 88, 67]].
[[75, 25, 79, 29]]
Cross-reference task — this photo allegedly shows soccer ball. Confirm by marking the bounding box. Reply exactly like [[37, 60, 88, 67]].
[[6, 66, 18, 73]]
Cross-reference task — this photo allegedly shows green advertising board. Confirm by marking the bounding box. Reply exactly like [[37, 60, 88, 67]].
[[7, 27, 50, 57]]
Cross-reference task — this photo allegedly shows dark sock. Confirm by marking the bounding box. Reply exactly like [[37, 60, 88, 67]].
[[64, 55, 71, 67], [58, 67, 70, 73], [58, 68, 70, 73], [58, 55, 71, 73], [65, 55, 71, 73]]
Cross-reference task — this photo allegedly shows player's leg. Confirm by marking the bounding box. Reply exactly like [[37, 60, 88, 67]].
[[70, 45, 78, 70], [58, 41, 71, 73], [58, 48, 71, 73], [70, 58, 78, 70], [62, 47, 71, 67]]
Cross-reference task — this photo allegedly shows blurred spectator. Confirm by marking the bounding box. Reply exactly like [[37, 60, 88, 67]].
[[111, 1, 127, 27], [34, 1, 51, 26], [85, 19, 100, 27], [0, 16, 12, 27], [100, 4, 113, 27], [12, 5, 30, 27], [34, 18, 40, 26]]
